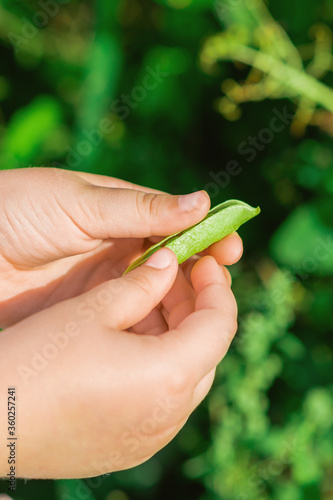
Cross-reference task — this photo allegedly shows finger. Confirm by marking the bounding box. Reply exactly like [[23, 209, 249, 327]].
[[73, 186, 211, 239], [161, 256, 238, 384], [73, 170, 165, 194], [180, 232, 242, 284], [221, 266, 232, 287], [131, 307, 168, 335], [200, 232, 243, 265], [162, 268, 196, 329], [73, 248, 178, 331], [182, 259, 232, 287], [191, 368, 216, 409], [181, 255, 200, 283]]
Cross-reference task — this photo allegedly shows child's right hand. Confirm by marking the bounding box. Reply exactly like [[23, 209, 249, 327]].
[[0, 249, 238, 479]]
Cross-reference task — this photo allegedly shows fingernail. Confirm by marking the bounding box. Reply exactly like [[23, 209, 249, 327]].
[[145, 248, 173, 269], [178, 191, 206, 212]]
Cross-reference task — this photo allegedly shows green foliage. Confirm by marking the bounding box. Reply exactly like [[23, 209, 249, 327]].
[[198, 270, 333, 500], [0, 95, 63, 168], [0, 0, 332, 499], [56, 480, 98, 500], [271, 203, 333, 276], [202, 0, 333, 132]]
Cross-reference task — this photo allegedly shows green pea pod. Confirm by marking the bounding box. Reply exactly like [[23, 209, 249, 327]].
[[123, 199, 260, 274]]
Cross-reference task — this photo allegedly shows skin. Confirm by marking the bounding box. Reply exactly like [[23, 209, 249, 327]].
[[125, 199, 259, 273], [0, 168, 243, 479]]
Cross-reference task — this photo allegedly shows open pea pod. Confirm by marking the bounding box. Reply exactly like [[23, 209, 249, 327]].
[[123, 199, 260, 274]]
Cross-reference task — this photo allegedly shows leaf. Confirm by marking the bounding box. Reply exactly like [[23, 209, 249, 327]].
[[0, 95, 62, 169], [270, 203, 333, 275]]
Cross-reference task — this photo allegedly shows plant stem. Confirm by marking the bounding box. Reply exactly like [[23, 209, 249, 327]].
[[207, 41, 333, 113]]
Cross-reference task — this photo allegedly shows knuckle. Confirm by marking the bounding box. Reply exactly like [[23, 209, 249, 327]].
[[125, 272, 152, 298], [135, 192, 157, 233], [89, 186, 107, 224], [167, 364, 190, 397], [222, 286, 238, 315], [224, 310, 238, 344]]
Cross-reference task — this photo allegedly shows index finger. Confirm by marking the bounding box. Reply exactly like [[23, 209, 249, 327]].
[[72, 170, 165, 194], [200, 231, 243, 264]]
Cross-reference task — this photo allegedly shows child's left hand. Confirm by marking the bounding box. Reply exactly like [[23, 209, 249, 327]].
[[0, 168, 242, 327]]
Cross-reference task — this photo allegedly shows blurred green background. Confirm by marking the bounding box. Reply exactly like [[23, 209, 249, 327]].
[[0, 0, 333, 499]]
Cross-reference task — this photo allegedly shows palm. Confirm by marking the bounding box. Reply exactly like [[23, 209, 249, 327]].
[[0, 168, 165, 327], [0, 237, 147, 327]]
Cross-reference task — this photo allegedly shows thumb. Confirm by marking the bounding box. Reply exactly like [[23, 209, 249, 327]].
[[72, 185, 211, 239], [73, 248, 178, 331]]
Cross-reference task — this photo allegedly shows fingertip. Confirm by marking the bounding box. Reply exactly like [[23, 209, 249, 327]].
[[200, 190, 211, 210], [221, 265, 232, 287], [93, 248, 179, 330], [178, 190, 210, 214], [205, 231, 243, 265], [190, 255, 228, 295], [191, 254, 218, 276], [228, 232, 244, 261], [145, 248, 177, 270]]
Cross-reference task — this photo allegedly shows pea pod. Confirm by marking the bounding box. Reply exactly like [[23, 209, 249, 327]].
[[123, 199, 260, 274]]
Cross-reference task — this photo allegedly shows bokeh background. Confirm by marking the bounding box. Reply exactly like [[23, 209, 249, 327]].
[[0, 0, 333, 499]]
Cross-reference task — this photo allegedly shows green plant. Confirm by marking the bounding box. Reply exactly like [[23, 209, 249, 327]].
[[201, 0, 333, 136]]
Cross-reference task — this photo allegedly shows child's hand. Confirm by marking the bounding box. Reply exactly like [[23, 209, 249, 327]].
[[0, 168, 242, 327], [0, 168, 215, 327], [0, 250, 237, 479]]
